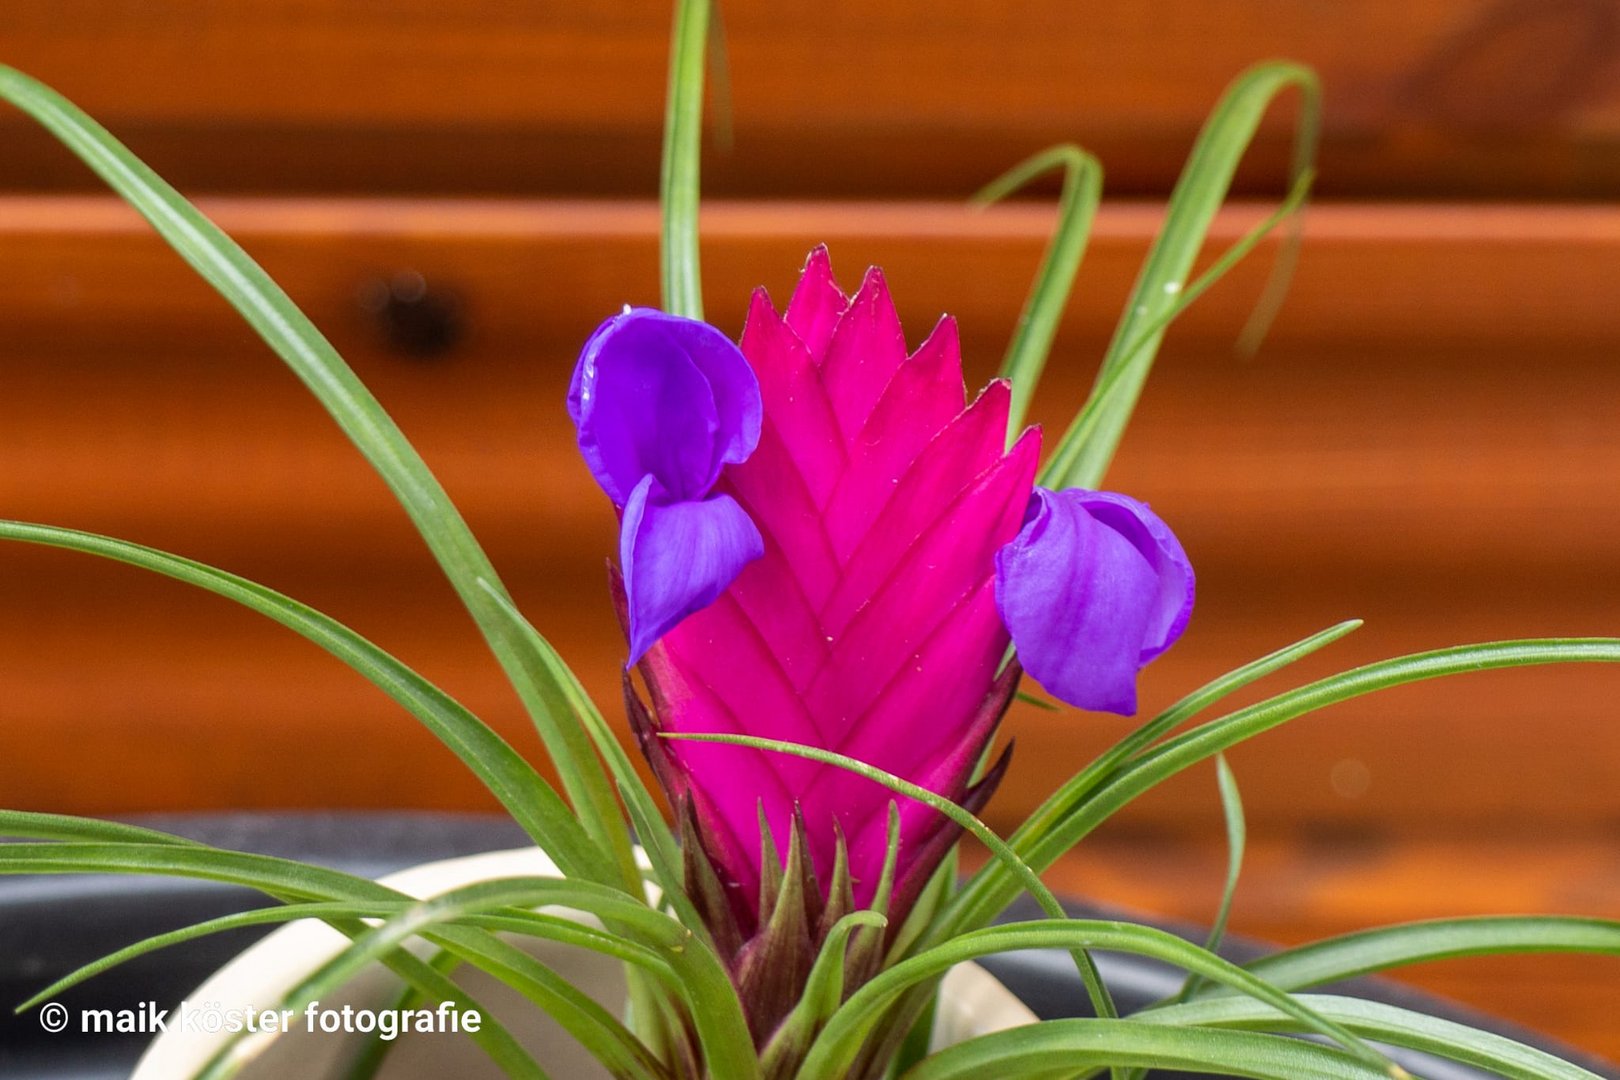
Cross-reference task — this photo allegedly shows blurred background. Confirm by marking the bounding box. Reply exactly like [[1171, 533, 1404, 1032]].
[[1, 0, 1618, 1056]]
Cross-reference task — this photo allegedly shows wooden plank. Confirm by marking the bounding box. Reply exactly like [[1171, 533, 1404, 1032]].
[[0, 197, 1617, 842], [3, 2, 1620, 197]]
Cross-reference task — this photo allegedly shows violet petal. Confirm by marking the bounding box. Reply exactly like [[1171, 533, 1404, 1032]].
[[569, 308, 760, 505], [994, 487, 1194, 715], [622, 475, 766, 664]]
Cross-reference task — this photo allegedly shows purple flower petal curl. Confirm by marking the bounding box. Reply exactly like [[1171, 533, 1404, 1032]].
[[621, 475, 765, 664], [569, 308, 766, 660], [994, 487, 1194, 715], [568, 308, 762, 505]]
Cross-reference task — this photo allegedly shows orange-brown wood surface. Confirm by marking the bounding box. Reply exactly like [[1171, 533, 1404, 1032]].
[[2, 197, 1618, 833], [5, 1, 1620, 197]]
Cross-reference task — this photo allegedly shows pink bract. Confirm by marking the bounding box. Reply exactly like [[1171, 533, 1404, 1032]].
[[633, 247, 1037, 927]]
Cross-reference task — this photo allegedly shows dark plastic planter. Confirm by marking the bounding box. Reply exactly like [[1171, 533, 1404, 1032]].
[[2, 813, 1613, 1079]]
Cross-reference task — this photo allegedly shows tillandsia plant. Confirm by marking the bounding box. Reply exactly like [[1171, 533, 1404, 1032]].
[[574, 253, 1195, 1049], [4, 3, 1620, 1080]]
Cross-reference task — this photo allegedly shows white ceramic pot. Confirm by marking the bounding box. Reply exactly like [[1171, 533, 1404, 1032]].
[[134, 848, 1035, 1079]]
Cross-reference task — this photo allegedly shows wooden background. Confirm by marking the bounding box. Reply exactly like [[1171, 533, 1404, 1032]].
[[1, 0, 1618, 1060]]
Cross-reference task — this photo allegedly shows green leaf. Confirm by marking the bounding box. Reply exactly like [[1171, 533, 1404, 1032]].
[[469, 585, 705, 1062], [1037, 165, 1314, 491], [865, 808, 945, 1080], [950, 638, 1620, 940], [443, 888, 755, 1080], [1013, 689, 1061, 712], [1180, 754, 1246, 1000], [661, 0, 711, 317], [0, 842, 684, 1080], [898, 1020, 1391, 1080], [194, 877, 696, 1080], [799, 920, 1396, 1080], [416, 927, 672, 1080], [0, 836, 550, 1079], [0, 521, 598, 878], [1101, 640, 1620, 873], [661, 732, 1119, 1027], [847, 804, 903, 980], [618, 777, 708, 938], [477, 582, 684, 906], [0, 809, 209, 847], [1114, 757, 1250, 1075], [1005, 618, 1359, 860], [1042, 61, 1321, 490], [0, 817, 688, 1080], [338, 947, 465, 1080], [1141, 993, 1604, 1080], [760, 911, 888, 1079], [332, 936, 548, 1080], [16, 902, 423, 1012], [974, 144, 1104, 436], [0, 841, 409, 901], [1113, 758, 1250, 1080], [18, 887, 667, 1016], [0, 64, 637, 893], [1223, 915, 1620, 996]]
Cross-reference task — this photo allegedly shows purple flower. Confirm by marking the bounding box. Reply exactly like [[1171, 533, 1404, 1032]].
[[995, 488, 1195, 715], [568, 308, 765, 662]]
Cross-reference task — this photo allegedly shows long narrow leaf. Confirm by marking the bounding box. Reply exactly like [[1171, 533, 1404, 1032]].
[[760, 911, 888, 1078], [195, 878, 689, 1080], [0, 65, 636, 891], [798, 920, 1398, 1080], [974, 144, 1103, 435], [477, 582, 684, 905], [0, 809, 209, 847], [1038, 165, 1314, 489], [1043, 61, 1321, 489], [1115, 763, 1251, 1080], [949, 638, 1620, 937], [1180, 754, 1246, 1000], [899, 1020, 1391, 1080], [19, 894, 667, 1014], [338, 947, 464, 1080], [17, 902, 424, 1011], [0, 843, 679, 1080], [422, 927, 671, 1080], [661, 0, 711, 317], [1140, 993, 1604, 1080], [1, 838, 551, 1077], [0, 821, 550, 1078], [1007, 618, 1359, 855], [0, 520, 598, 877], [0, 842, 410, 901], [336, 931, 548, 1080], [476, 584, 715, 1066], [338, 876, 755, 1080], [1226, 916, 1620, 996]]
